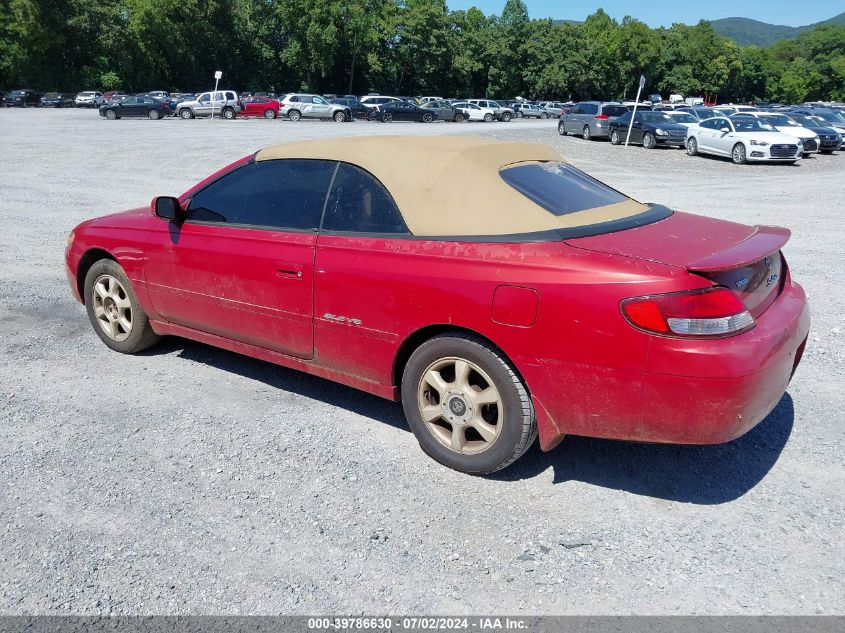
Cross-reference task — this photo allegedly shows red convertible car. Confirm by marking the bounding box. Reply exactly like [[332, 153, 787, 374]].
[[65, 136, 809, 474]]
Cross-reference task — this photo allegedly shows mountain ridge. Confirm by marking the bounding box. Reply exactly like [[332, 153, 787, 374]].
[[550, 12, 845, 47]]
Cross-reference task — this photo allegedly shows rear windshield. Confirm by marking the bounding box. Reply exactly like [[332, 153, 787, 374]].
[[500, 162, 630, 216]]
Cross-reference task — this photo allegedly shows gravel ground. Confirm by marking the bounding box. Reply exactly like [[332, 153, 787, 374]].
[[0, 109, 843, 616]]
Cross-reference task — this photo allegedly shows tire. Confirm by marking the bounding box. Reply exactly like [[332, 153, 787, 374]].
[[516, 111, 523, 118], [454, 112, 464, 123], [333, 110, 346, 123], [610, 129, 620, 145], [382, 112, 392, 122], [401, 334, 537, 475], [179, 109, 194, 120], [483, 113, 493, 122], [105, 110, 117, 120], [540, 112, 549, 119], [264, 108, 276, 119], [288, 109, 301, 121], [731, 142, 747, 165], [501, 112, 512, 122], [148, 109, 160, 120], [687, 136, 698, 156], [422, 112, 433, 123], [222, 107, 235, 120], [643, 132, 657, 149], [558, 121, 566, 136], [84, 259, 160, 354], [583, 125, 591, 141], [820, 149, 833, 154]]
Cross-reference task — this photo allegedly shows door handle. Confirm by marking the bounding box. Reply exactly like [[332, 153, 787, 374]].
[[275, 264, 303, 279]]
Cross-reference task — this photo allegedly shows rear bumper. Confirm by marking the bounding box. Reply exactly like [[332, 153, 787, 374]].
[[531, 281, 809, 450]]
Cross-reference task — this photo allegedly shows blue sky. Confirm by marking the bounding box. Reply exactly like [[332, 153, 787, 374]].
[[446, 1, 843, 28]]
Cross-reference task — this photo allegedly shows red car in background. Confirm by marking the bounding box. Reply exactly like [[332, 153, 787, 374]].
[[64, 136, 809, 475], [239, 96, 281, 119]]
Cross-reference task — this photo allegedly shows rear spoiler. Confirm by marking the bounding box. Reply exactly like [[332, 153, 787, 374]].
[[687, 225, 790, 272]]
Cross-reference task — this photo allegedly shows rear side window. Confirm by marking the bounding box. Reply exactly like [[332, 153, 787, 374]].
[[582, 103, 598, 115], [602, 105, 628, 117], [500, 162, 629, 216], [187, 159, 336, 230], [322, 163, 409, 234]]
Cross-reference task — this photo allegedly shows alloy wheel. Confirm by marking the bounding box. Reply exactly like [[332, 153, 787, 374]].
[[92, 274, 133, 342], [416, 357, 503, 455]]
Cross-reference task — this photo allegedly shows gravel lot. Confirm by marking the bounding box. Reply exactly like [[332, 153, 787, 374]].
[[0, 109, 843, 616]]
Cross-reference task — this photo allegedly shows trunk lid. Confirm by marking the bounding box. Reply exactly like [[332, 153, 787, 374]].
[[566, 210, 789, 316]]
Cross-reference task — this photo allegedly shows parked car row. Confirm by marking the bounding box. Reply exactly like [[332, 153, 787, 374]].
[[557, 100, 845, 165]]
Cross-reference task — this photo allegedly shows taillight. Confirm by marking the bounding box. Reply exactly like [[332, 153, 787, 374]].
[[621, 287, 754, 338], [594, 114, 609, 119]]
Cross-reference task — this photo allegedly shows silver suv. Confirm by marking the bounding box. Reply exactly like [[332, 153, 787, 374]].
[[279, 94, 351, 122], [466, 99, 514, 122], [559, 101, 631, 140], [177, 90, 243, 119]]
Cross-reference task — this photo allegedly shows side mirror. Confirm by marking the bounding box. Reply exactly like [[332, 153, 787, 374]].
[[153, 196, 183, 221], [720, 127, 730, 133]]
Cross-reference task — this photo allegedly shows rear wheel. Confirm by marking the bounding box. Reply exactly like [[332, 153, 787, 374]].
[[583, 125, 591, 141], [610, 129, 620, 145], [264, 108, 276, 119], [501, 112, 512, 122], [401, 334, 536, 475], [731, 142, 747, 164], [643, 132, 656, 149], [483, 113, 493, 122], [84, 260, 160, 354], [540, 111, 549, 119], [687, 136, 699, 156], [148, 109, 160, 120], [333, 110, 346, 123], [288, 109, 301, 121]]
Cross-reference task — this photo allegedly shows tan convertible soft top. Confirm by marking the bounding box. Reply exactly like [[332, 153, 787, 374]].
[[255, 135, 647, 237]]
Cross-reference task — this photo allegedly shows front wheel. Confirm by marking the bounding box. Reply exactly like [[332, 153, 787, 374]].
[[264, 108, 277, 119], [731, 142, 747, 165], [382, 112, 392, 123], [148, 109, 160, 120], [540, 111, 549, 119], [454, 112, 464, 123], [501, 112, 512, 122], [422, 112, 433, 123], [105, 110, 117, 120], [222, 108, 236, 120], [179, 109, 194, 119], [84, 260, 160, 354], [333, 110, 346, 123], [687, 137, 698, 156], [643, 132, 656, 149], [401, 334, 536, 475], [610, 129, 620, 145]]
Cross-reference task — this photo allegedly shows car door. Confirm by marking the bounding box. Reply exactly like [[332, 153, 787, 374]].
[[565, 104, 581, 132], [143, 159, 338, 359], [311, 95, 332, 118], [313, 162, 412, 381], [711, 118, 734, 155], [194, 93, 211, 116], [122, 97, 144, 117]]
